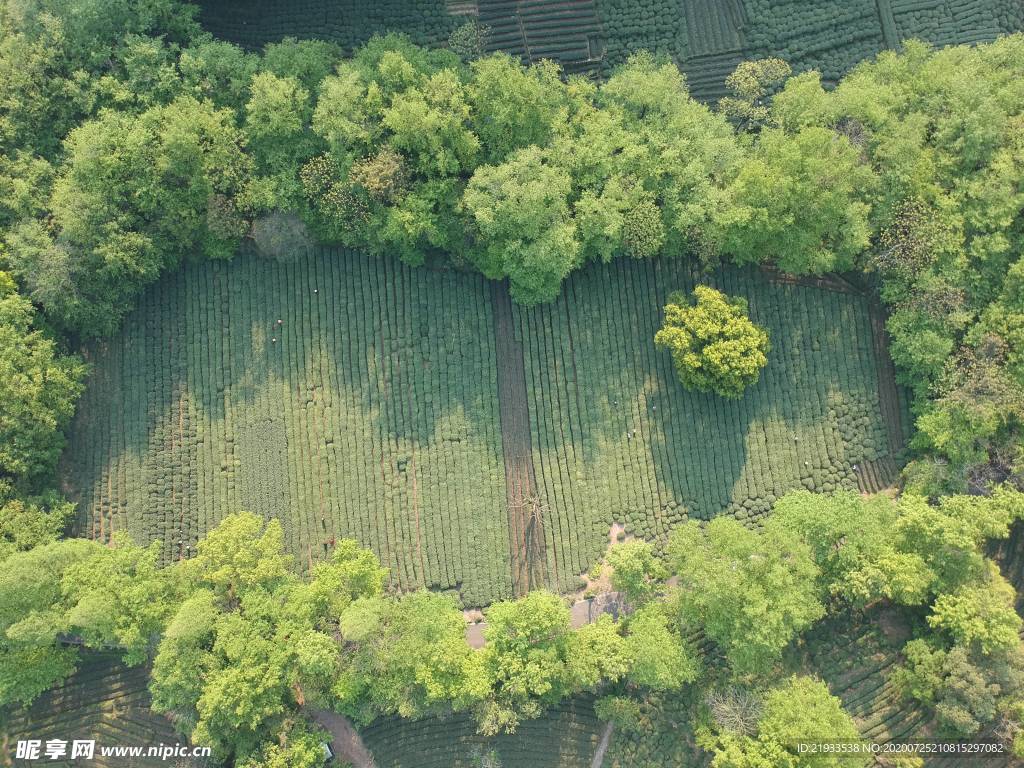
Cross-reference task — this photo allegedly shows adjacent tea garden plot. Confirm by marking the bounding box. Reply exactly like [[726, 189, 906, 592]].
[[362, 696, 604, 768], [64, 250, 900, 606], [65, 249, 512, 606], [196, 0, 1024, 100], [2, 653, 183, 768], [513, 259, 896, 593], [197, 0, 457, 52]]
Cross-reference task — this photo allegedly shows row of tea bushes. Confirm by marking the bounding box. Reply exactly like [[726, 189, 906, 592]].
[[743, 0, 887, 83], [362, 696, 604, 768], [513, 258, 895, 594], [595, 0, 689, 71], [744, 0, 1019, 84], [804, 615, 930, 743], [64, 249, 514, 607], [197, 0, 456, 51], [3, 653, 186, 768], [479, 0, 606, 74], [890, 0, 1022, 45]]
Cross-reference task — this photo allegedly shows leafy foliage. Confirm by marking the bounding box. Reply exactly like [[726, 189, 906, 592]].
[[703, 676, 868, 768], [713, 126, 873, 274], [655, 286, 770, 398], [0, 539, 99, 707], [927, 569, 1022, 655], [771, 486, 1024, 744], [476, 591, 626, 735], [7, 97, 250, 335], [719, 58, 792, 130], [622, 602, 698, 691], [894, 639, 1024, 739], [335, 591, 479, 723], [0, 273, 85, 489], [667, 518, 823, 677], [769, 490, 932, 606], [605, 540, 667, 606], [152, 515, 384, 762], [463, 147, 579, 304], [0, 491, 72, 562]]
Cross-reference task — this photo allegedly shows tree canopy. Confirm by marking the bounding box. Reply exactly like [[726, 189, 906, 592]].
[[703, 676, 868, 768], [667, 517, 823, 677], [655, 286, 770, 398], [0, 273, 85, 489]]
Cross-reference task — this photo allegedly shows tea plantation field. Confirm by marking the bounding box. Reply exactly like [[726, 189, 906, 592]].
[[195, 0, 1024, 99], [362, 696, 604, 768], [1, 654, 188, 768], [63, 249, 902, 606], [65, 249, 512, 606], [514, 260, 901, 593]]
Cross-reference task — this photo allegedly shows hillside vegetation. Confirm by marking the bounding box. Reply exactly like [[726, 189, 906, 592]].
[[2, 1, 1024, 766]]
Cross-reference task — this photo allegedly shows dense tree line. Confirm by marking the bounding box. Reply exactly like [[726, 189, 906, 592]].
[[0, 512, 702, 763], [597, 487, 1024, 763], [4, 489, 1023, 764]]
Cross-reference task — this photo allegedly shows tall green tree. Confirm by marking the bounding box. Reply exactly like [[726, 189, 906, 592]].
[[151, 515, 375, 763], [928, 568, 1022, 655], [7, 96, 250, 335], [0, 539, 99, 706], [180, 512, 291, 602], [769, 490, 932, 606], [0, 491, 72, 562], [61, 534, 179, 664], [0, 273, 85, 489], [605, 540, 667, 606], [623, 602, 698, 691], [261, 37, 341, 94], [463, 146, 579, 304], [467, 55, 565, 163], [667, 518, 823, 677], [714, 126, 874, 274], [334, 591, 481, 723], [243, 71, 319, 211], [894, 639, 1024, 741], [704, 676, 868, 768], [475, 590, 625, 734], [655, 286, 770, 399]]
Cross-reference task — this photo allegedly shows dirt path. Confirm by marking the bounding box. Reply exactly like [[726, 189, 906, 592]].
[[591, 722, 615, 768], [491, 281, 546, 595], [853, 300, 908, 493], [868, 301, 907, 456], [307, 707, 376, 768]]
